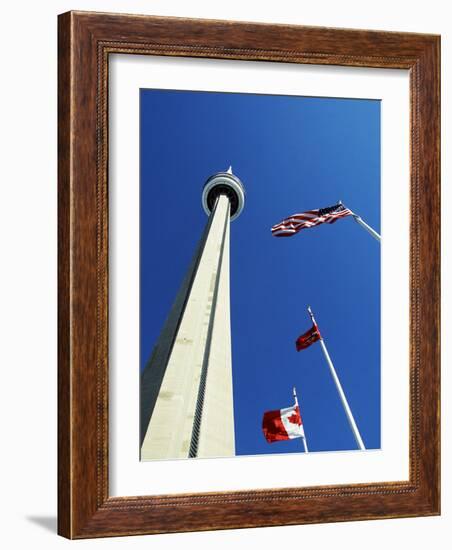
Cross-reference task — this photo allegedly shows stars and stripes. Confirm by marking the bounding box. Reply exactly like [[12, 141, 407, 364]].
[[271, 203, 353, 237]]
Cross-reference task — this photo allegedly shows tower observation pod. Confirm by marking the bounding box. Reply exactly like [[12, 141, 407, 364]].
[[140, 167, 245, 460]]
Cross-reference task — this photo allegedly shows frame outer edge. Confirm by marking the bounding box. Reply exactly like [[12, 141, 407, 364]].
[[57, 11, 73, 539], [410, 36, 441, 516], [421, 36, 441, 515]]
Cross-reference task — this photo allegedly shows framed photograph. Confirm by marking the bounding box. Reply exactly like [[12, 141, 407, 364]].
[[58, 11, 440, 538]]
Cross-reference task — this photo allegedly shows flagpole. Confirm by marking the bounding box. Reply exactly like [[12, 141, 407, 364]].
[[352, 214, 381, 242], [339, 201, 381, 242], [293, 386, 308, 453], [307, 307, 366, 451]]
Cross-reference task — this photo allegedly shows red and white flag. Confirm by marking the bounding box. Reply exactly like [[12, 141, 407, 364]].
[[296, 323, 321, 351], [262, 404, 305, 443], [271, 202, 353, 237]]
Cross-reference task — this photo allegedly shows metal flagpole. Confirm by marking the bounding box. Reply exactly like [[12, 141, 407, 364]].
[[339, 201, 381, 242], [307, 307, 366, 451], [352, 214, 381, 242], [293, 386, 308, 453]]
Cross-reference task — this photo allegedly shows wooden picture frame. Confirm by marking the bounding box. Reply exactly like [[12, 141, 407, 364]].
[[58, 11, 440, 539]]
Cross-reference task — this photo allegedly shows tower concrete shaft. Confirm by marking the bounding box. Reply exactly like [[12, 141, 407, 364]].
[[140, 194, 235, 459]]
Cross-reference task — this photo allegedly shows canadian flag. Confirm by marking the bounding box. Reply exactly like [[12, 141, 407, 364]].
[[262, 404, 305, 443]]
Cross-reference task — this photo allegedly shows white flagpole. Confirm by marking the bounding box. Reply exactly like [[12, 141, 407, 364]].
[[339, 201, 381, 242], [352, 214, 381, 242], [293, 386, 308, 453], [307, 307, 366, 451]]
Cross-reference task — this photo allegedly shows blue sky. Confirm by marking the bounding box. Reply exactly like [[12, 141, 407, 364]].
[[140, 88, 380, 455]]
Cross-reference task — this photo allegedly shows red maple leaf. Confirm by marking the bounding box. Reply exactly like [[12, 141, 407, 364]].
[[287, 412, 301, 425]]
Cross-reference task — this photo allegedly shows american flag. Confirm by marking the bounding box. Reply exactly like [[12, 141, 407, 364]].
[[271, 203, 353, 237]]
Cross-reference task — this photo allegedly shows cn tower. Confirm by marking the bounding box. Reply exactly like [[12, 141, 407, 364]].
[[140, 167, 245, 460]]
